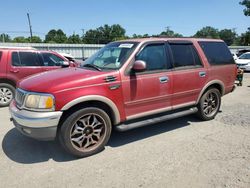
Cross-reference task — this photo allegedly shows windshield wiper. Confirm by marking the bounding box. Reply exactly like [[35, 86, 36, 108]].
[[82, 64, 102, 71]]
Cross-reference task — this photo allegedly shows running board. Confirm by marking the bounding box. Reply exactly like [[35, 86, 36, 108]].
[[115, 107, 198, 132]]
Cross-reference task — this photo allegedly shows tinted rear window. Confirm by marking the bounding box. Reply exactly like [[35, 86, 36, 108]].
[[198, 41, 234, 65], [19, 52, 43, 66], [12, 52, 21, 66]]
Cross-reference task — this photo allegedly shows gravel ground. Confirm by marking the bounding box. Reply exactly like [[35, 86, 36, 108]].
[[0, 74, 249, 188]]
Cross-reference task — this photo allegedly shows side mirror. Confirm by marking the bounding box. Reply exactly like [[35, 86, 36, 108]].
[[132, 60, 146, 72], [62, 61, 70, 68]]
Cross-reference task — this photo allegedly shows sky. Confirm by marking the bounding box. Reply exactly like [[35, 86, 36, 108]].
[[0, 0, 249, 39]]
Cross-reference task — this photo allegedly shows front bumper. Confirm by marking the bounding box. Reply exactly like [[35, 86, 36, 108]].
[[9, 101, 63, 141]]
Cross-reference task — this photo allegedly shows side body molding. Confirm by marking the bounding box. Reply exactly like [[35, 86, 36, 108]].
[[61, 95, 120, 124], [196, 80, 225, 104]]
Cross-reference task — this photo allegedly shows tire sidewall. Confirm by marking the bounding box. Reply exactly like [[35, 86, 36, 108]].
[[59, 107, 112, 157], [0, 83, 15, 107]]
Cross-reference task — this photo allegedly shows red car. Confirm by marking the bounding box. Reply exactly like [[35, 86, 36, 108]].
[[0, 47, 74, 107], [9, 38, 237, 157]]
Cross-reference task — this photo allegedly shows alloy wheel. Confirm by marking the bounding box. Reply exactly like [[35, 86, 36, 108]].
[[0, 87, 13, 105], [70, 113, 106, 152], [203, 91, 219, 117]]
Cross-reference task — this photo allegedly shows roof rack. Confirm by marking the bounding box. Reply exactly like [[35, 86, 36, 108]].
[[0, 46, 37, 50]]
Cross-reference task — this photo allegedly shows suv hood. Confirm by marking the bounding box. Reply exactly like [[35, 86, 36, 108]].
[[18, 67, 119, 93]]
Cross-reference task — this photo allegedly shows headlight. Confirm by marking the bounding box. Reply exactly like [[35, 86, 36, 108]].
[[25, 94, 54, 111]]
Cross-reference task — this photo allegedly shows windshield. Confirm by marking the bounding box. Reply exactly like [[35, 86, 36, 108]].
[[82, 42, 138, 70], [239, 53, 250, 60]]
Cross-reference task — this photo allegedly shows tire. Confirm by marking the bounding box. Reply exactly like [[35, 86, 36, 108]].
[[196, 88, 221, 121], [59, 107, 112, 157], [0, 83, 15, 107]]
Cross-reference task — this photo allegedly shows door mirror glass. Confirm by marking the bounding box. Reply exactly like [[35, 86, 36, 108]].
[[132, 60, 146, 72]]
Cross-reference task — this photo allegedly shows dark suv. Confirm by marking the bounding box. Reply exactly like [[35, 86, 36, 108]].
[[0, 47, 73, 107]]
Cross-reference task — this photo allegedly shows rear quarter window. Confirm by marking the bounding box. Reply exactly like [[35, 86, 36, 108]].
[[198, 41, 234, 65]]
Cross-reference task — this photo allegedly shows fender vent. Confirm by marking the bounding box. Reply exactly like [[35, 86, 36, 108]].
[[104, 75, 117, 82]]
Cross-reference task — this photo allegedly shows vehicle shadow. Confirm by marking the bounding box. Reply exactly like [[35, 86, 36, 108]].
[[2, 115, 198, 164]]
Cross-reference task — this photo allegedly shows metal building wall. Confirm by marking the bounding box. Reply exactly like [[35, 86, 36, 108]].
[[0, 43, 105, 59]]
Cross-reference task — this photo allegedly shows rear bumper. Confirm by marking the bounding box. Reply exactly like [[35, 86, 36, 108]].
[[9, 101, 63, 141]]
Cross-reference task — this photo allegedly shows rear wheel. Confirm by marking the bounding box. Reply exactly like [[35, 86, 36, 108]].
[[197, 88, 221, 121], [59, 107, 112, 157], [0, 83, 15, 107]]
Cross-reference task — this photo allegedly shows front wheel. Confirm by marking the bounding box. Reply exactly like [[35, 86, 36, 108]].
[[59, 107, 112, 157], [0, 83, 15, 107], [196, 88, 221, 121]]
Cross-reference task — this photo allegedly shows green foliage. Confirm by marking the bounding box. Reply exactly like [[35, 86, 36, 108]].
[[219, 29, 237, 46], [28, 36, 42, 43], [45, 29, 67, 43], [132, 34, 149, 38], [12, 36, 29, 43], [194, 26, 220, 39], [160, 27, 183, 37], [240, 0, 250, 16], [67, 34, 82, 44], [0, 33, 11, 42], [240, 28, 250, 45], [83, 24, 126, 44]]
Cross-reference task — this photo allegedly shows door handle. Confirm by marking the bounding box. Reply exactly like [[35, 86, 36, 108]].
[[159, 76, 169, 83], [10, 69, 19, 73], [199, 71, 206, 77]]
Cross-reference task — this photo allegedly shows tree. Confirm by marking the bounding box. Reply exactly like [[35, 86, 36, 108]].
[[240, 28, 250, 45], [12, 36, 29, 43], [132, 34, 150, 38], [0, 33, 11, 42], [45, 29, 67, 43], [67, 34, 82, 44], [219, 29, 237, 46], [240, 0, 250, 16], [27, 36, 42, 43], [194, 26, 220, 38], [160, 27, 183, 37], [83, 24, 126, 44]]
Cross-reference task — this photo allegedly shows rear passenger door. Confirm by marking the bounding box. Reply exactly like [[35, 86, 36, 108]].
[[8, 51, 44, 81], [168, 41, 207, 107]]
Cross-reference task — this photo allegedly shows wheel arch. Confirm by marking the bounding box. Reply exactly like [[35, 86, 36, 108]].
[[196, 80, 224, 104], [0, 78, 16, 87], [60, 95, 120, 125]]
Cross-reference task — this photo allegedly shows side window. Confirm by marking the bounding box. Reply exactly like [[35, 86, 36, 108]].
[[198, 41, 234, 65], [0, 51, 2, 61], [41, 53, 65, 66], [169, 43, 202, 68], [19, 52, 43, 66], [11, 52, 21, 66], [136, 43, 168, 71]]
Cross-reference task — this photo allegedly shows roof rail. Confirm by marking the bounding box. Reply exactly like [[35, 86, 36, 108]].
[[0, 46, 37, 50]]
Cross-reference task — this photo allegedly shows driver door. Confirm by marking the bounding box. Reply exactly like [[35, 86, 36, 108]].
[[122, 43, 173, 119]]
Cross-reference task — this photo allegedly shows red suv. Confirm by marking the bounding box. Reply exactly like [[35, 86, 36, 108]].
[[0, 47, 73, 107], [9, 38, 237, 157]]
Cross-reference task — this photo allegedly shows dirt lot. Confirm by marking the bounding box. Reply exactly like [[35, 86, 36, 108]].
[[0, 74, 250, 188]]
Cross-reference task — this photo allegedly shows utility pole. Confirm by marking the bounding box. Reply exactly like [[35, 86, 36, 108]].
[[27, 13, 33, 42]]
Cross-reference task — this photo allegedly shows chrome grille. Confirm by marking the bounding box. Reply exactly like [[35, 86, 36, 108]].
[[15, 89, 26, 107]]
